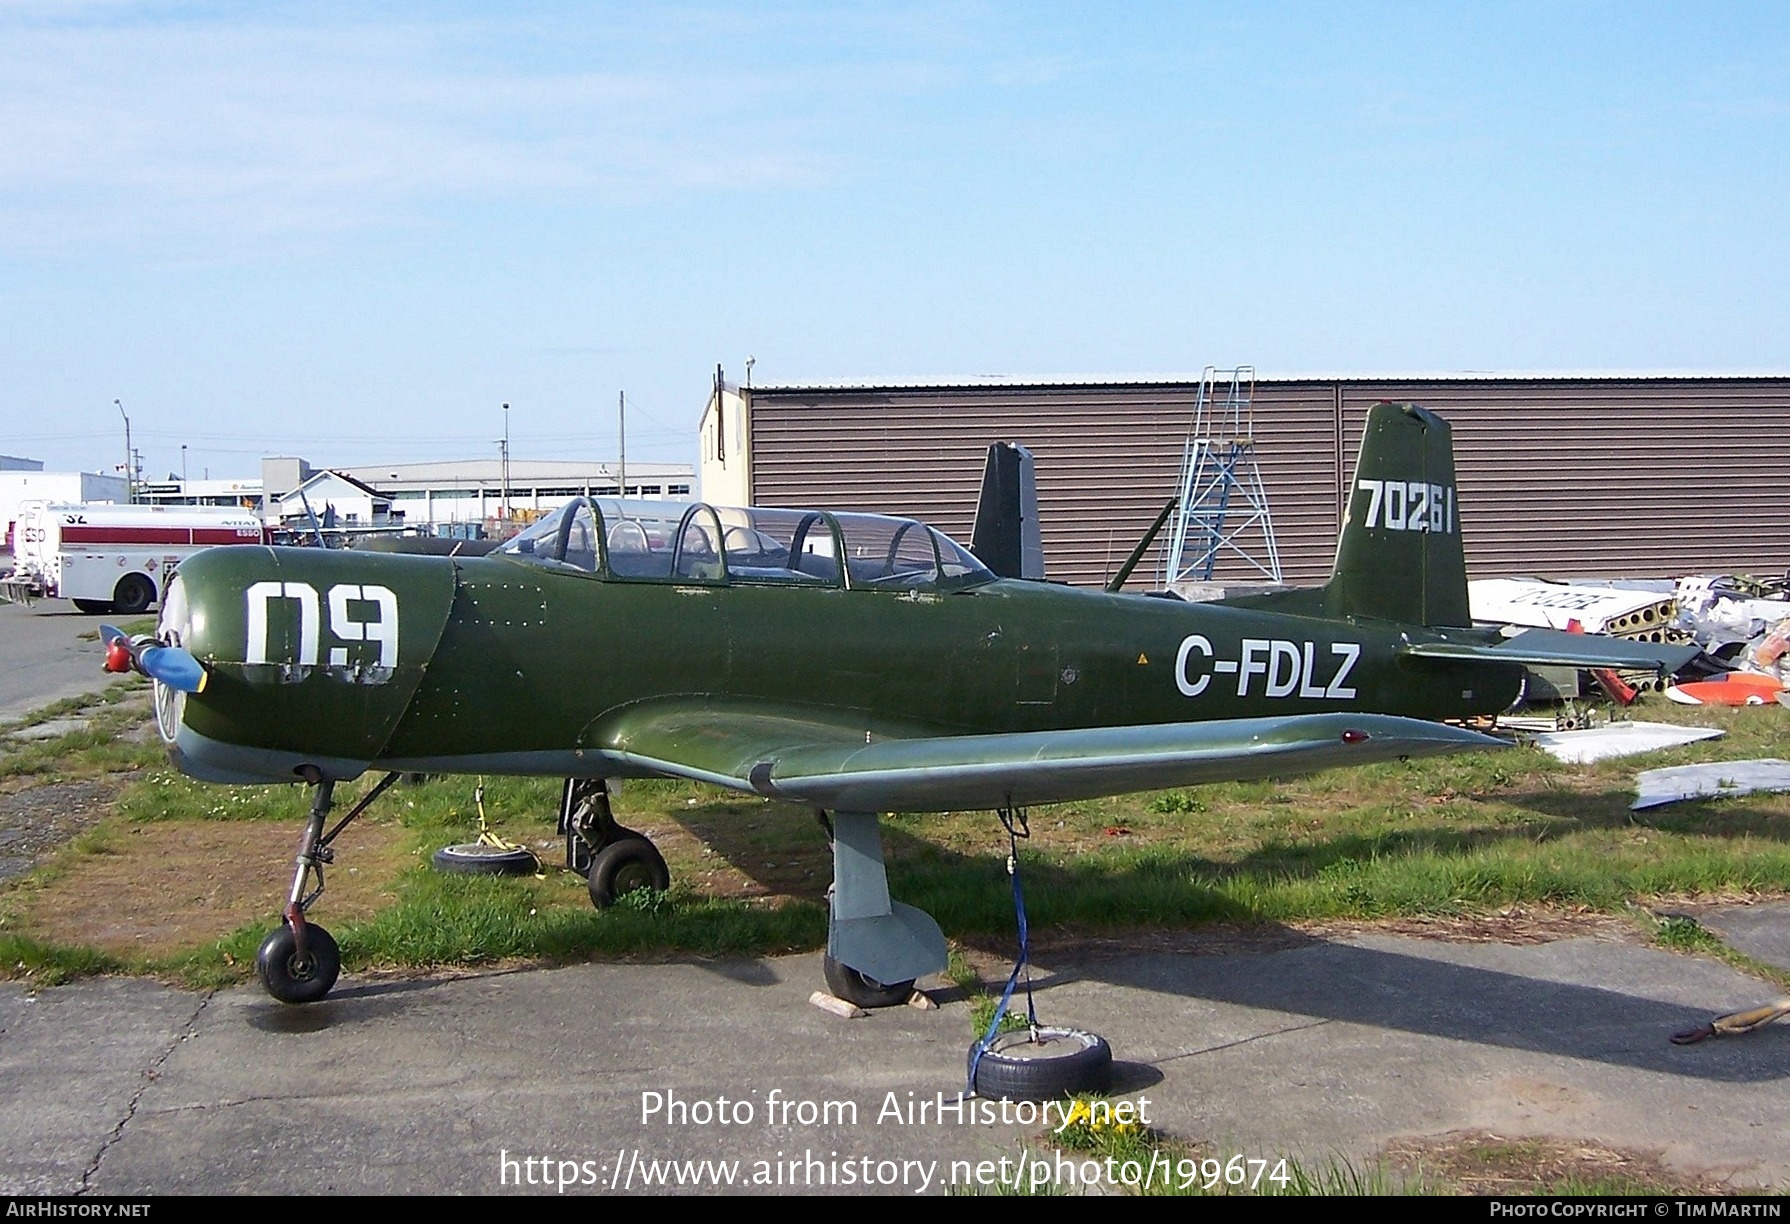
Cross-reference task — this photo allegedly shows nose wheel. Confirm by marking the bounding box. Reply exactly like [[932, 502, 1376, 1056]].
[[256, 922, 341, 1003], [256, 770, 398, 1004]]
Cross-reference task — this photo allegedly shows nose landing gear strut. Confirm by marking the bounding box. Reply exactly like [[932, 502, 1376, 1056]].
[[256, 769, 400, 1004]]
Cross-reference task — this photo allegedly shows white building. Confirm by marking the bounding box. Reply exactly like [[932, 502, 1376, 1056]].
[[333, 459, 694, 528], [266, 469, 393, 529], [138, 455, 696, 536], [137, 476, 263, 511]]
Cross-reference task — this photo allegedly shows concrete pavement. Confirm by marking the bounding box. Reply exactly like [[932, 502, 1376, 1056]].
[[0, 598, 126, 724], [2, 908, 1786, 1195]]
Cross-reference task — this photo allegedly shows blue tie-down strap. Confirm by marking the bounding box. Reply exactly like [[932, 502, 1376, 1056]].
[[968, 815, 1038, 1093]]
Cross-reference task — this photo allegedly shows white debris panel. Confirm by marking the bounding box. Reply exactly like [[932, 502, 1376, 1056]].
[[1632, 759, 1790, 810], [1530, 721, 1724, 765]]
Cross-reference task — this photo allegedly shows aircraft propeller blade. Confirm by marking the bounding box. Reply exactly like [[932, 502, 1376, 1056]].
[[100, 624, 208, 692], [138, 644, 208, 693]]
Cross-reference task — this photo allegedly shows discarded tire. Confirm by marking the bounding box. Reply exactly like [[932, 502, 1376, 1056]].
[[968, 1027, 1113, 1101], [431, 842, 539, 876]]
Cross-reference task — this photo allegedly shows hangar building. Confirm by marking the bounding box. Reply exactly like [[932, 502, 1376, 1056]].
[[699, 372, 1790, 589]]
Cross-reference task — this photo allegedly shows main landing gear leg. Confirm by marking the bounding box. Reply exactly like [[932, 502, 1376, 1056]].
[[255, 769, 399, 1004], [821, 809, 947, 1009], [563, 779, 670, 908]]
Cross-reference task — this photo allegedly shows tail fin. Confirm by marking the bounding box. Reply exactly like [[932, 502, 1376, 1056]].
[[969, 442, 1045, 580], [1321, 402, 1470, 626]]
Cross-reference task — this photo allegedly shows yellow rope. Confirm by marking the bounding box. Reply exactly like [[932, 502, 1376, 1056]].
[[472, 778, 542, 874]]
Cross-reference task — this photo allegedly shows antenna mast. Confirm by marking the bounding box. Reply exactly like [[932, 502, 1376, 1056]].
[[1161, 365, 1283, 587]]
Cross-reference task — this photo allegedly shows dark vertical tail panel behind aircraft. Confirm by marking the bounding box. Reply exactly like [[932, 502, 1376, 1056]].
[[969, 442, 1045, 581]]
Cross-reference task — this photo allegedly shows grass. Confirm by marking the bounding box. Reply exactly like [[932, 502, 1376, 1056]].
[[955, 1130, 1436, 1195], [967, 990, 1031, 1039], [72, 616, 158, 643], [3, 689, 1782, 1195], [0, 932, 124, 986], [956, 1107, 1709, 1196], [0, 679, 161, 779], [1649, 911, 1790, 993], [1, 693, 1787, 995]]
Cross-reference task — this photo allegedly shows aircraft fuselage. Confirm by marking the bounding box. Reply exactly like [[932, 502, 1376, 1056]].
[[155, 539, 1519, 786]]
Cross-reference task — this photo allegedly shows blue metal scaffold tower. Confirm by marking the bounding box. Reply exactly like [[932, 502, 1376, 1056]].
[[1161, 366, 1283, 586]]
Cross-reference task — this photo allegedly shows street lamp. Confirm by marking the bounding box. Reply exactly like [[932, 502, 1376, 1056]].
[[115, 399, 132, 504]]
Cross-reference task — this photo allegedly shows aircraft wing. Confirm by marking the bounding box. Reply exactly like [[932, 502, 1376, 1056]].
[[596, 702, 1504, 813], [1401, 627, 1698, 673]]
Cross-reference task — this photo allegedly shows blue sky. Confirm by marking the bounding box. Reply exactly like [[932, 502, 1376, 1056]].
[[3, 2, 1787, 480]]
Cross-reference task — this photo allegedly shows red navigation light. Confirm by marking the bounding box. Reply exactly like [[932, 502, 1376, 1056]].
[[1340, 729, 1370, 745]]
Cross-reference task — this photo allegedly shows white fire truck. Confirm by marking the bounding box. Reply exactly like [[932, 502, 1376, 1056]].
[[3, 501, 267, 614]]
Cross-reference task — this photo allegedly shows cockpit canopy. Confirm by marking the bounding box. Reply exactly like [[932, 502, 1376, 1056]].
[[496, 499, 995, 593]]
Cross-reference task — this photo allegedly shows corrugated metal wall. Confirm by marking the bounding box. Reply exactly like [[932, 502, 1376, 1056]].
[[746, 378, 1790, 589]]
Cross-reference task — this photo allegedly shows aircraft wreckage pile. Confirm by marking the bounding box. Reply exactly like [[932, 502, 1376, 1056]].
[[1468, 573, 1790, 707]]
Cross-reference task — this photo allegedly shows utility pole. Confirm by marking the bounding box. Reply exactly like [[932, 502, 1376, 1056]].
[[181, 444, 188, 485], [618, 390, 627, 500], [115, 399, 132, 503], [500, 402, 511, 522]]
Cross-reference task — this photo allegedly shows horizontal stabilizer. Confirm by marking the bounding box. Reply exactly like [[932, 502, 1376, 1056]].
[[1402, 628, 1697, 674]]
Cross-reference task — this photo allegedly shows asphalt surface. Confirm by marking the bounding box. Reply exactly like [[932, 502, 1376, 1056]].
[[1, 905, 1786, 1196], [0, 597, 126, 723]]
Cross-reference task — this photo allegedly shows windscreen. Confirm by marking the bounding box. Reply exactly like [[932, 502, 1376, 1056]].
[[496, 504, 571, 565]]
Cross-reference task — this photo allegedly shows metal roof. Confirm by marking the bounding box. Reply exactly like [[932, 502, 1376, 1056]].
[[750, 370, 1790, 393], [335, 459, 692, 486]]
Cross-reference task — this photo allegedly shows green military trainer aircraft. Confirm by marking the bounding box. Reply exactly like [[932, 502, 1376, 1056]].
[[104, 402, 1694, 1008]]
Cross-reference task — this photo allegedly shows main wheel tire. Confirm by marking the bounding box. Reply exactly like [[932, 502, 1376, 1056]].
[[112, 573, 157, 616], [968, 1027, 1113, 1102], [432, 842, 539, 876], [256, 922, 341, 1004], [822, 955, 915, 1009], [71, 598, 114, 614], [586, 837, 669, 907]]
